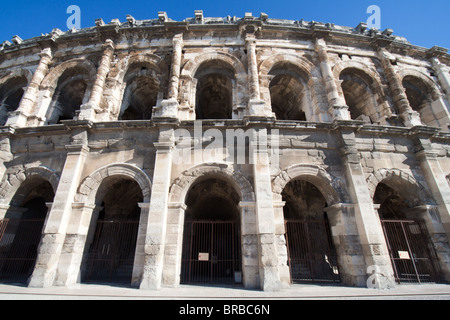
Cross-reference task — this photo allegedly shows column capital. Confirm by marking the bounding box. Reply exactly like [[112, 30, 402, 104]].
[[245, 33, 257, 42], [153, 141, 175, 153], [102, 38, 115, 52], [239, 201, 256, 208], [65, 144, 90, 155], [172, 32, 184, 44], [39, 47, 53, 60], [167, 202, 187, 211], [71, 202, 101, 211]]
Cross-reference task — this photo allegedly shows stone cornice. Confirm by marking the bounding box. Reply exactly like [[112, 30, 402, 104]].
[[1, 119, 449, 141], [1, 12, 448, 61]]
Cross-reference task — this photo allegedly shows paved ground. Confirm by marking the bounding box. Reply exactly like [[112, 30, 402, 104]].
[[0, 282, 449, 300]]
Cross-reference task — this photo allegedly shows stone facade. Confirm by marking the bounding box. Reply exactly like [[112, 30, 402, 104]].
[[0, 11, 449, 291]]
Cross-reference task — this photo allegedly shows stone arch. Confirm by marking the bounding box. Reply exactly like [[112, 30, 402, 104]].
[[168, 163, 255, 205], [272, 164, 349, 205], [110, 53, 169, 120], [398, 69, 441, 101], [259, 53, 316, 79], [74, 163, 151, 286], [259, 54, 321, 121], [0, 68, 33, 86], [39, 59, 97, 124], [182, 50, 247, 78], [0, 70, 32, 125], [0, 165, 59, 206], [113, 53, 168, 82], [334, 61, 390, 124], [366, 168, 434, 207], [41, 59, 97, 90], [0, 166, 56, 284], [169, 163, 254, 286], [75, 163, 152, 205], [179, 51, 248, 119], [398, 69, 448, 128]]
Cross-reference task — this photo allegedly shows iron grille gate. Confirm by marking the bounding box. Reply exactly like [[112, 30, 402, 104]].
[[381, 219, 441, 284], [0, 218, 45, 283], [181, 221, 241, 284], [285, 220, 340, 283], [83, 220, 139, 284]]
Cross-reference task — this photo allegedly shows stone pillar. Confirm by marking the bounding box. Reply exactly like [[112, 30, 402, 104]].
[[133, 202, 150, 287], [0, 128, 14, 182], [315, 38, 350, 121], [245, 34, 271, 117], [337, 125, 395, 288], [154, 33, 183, 119], [28, 133, 89, 288], [167, 33, 183, 101], [272, 200, 290, 288], [325, 203, 367, 286], [246, 35, 260, 101], [250, 125, 281, 291], [378, 48, 422, 127], [161, 203, 186, 287], [55, 203, 100, 286], [140, 124, 174, 290], [431, 57, 450, 104], [239, 201, 259, 289], [79, 39, 115, 121], [413, 129, 450, 245], [6, 47, 53, 127]]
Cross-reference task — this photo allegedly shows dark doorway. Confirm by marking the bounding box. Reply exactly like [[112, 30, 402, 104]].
[[0, 178, 54, 284], [181, 178, 242, 284], [194, 60, 234, 120], [375, 182, 441, 284], [381, 219, 441, 283], [82, 178, 142, 285], [282, 179, 340, 283]]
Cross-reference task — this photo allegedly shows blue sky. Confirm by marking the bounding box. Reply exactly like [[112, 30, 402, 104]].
[[0, 0, 449, 49]]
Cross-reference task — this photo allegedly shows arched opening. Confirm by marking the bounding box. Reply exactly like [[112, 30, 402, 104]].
[[46, 68, 90, 124], [181, 177, 241, 284], [0, 76, 28, 125], [0, 177, 54, 284], [195, 60, 234, 119], [82, 176, 143, 285], [340, 68, 380, 123], [269, 63, 309, 121], [119, 65, 160, 120], [374, 182, 441, 283], [402, 75, 437, 127], [282, 179, 340, 283]]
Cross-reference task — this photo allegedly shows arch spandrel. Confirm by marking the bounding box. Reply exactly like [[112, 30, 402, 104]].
[[40, 59, 97, 91], [0, 165, 60, 205], [258, 53, 317, 80], [272, 164, 349, 205], [366, 168, 434, 207], [398, 69, 441, 101], [168, 163, 255, 205], [181, 50, 247, 79], [75, 163, 152, 205]]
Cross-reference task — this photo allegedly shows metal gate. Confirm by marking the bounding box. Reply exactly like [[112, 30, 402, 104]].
[[285, 220, 340, 283], [83, 220, 139, 284], [181, 221, 241, 284], [381, 219, 441, 284], [0, 218, 45, 283]]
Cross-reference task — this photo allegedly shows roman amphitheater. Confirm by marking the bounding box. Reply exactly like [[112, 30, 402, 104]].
[[0, 11, 449, 292]]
